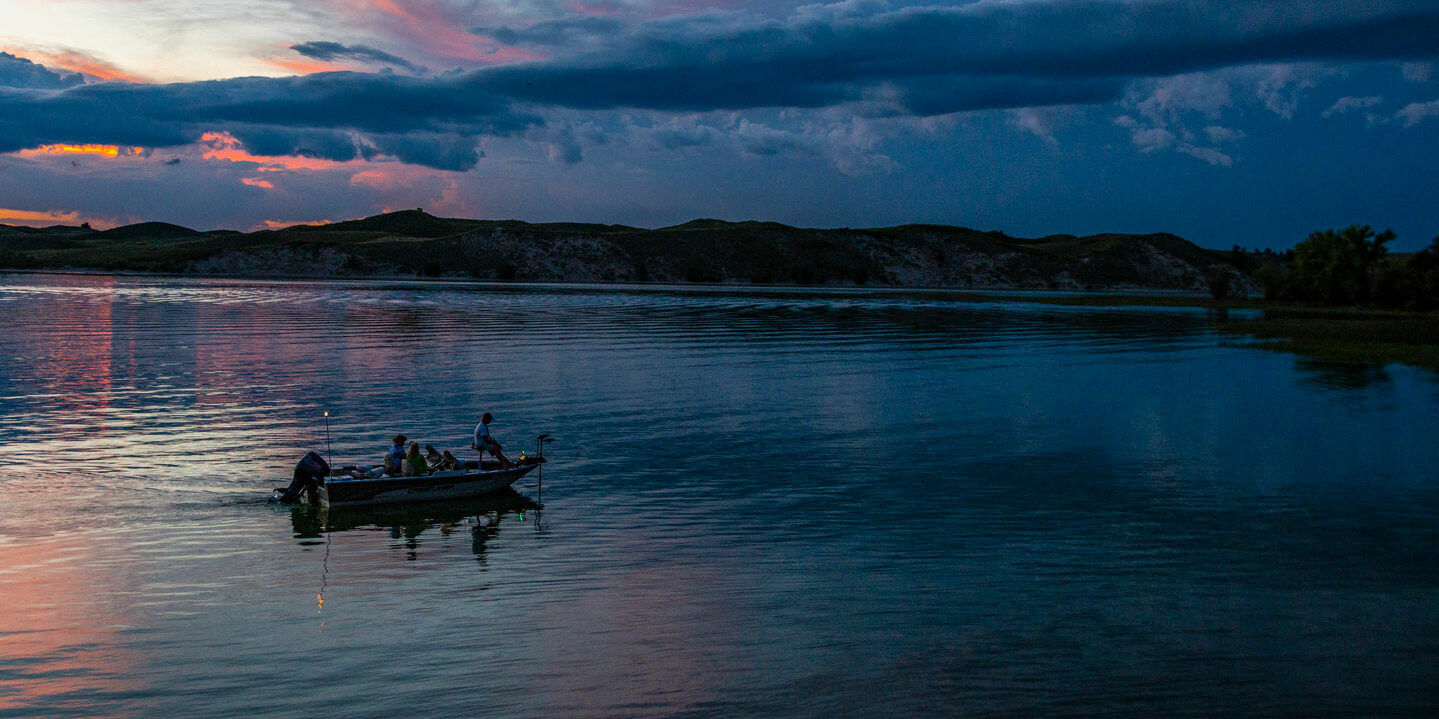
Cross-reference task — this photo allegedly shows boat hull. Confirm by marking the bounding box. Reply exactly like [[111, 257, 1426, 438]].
[[318, 464, 538, 507]]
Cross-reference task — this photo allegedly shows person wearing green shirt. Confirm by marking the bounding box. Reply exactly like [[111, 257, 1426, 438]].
[[403, 441, 430, 476]]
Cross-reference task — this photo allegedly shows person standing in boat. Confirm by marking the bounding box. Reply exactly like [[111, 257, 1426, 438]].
[[473, 412, 515, 468]]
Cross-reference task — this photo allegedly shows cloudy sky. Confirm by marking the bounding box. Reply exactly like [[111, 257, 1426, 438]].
[[1, 0, 1437, 249]]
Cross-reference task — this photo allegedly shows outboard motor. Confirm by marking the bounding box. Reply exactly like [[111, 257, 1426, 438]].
[[274, 451, 329, 504]]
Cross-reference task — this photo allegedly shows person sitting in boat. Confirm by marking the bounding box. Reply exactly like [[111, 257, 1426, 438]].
[[403, 441, 430, 476], [441, 450, 463, 470], [424, 444, 462, 471], [473, 412, 515, 468], [424, 444, 445, 468], [384, 434, 408, 475]]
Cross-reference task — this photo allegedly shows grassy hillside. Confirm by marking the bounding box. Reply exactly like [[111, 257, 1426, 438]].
[[0, 209, 1242, 290]]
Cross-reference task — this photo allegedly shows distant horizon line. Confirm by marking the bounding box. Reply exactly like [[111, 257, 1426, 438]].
[[0, 208, 1232, 248], [5, 208, 1427, 254]]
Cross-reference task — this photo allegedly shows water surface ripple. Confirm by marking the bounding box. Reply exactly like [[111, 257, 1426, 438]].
[[1, 274, 1437, 718]]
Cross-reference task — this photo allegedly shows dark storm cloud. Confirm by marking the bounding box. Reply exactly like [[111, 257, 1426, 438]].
[[0, 52, 83, 89], [226, 124, 481, 170], [471, 0, 1439, 113], [173, 72, 528, 134], [367, 132, 485, 170], [223, 124, 367, 161], [0, 71, 535, 170], [290, 41, 429, 75], [3, 1, 1438, 170]]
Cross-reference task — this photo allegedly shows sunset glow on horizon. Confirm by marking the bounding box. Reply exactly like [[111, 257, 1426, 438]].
[[0, 207, 126, 228]]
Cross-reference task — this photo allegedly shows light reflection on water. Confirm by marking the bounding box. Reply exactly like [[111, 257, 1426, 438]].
[[1, 273, 1437, 718]]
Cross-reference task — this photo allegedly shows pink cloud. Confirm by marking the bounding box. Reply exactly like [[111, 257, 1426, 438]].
[[321, 0, 541, 66], [568, 1, 622, 15], [371, 0, 506, 62], [4, 48, 149, 83]]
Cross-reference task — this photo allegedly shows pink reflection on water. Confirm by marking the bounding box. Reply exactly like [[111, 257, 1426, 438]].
[[0, 538, 142, 712], [15, 275, 116, 472], [530, 561, 746, 712]]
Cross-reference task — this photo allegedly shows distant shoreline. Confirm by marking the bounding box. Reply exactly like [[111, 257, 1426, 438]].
[[11, 265, 1438, 372], [1, 266, 1226, 302]]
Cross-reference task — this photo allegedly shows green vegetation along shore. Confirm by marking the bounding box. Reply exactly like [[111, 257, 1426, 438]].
[[1216, 308, 1439, 370]]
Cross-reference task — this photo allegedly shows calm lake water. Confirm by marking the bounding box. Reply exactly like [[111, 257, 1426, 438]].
[[1, 273, 1437, 718]]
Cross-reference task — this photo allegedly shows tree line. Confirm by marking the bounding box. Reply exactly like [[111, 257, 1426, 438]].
[[1227, 226, 1439, 310]]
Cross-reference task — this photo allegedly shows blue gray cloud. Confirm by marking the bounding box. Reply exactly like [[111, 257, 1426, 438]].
[[290, 41, 429, 75], [2, 0, 1437, 170], [0, 51, 84, 89], [474, 16, 626, 52]]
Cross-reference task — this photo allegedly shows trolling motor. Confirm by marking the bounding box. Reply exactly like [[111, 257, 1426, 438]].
[[525, 434, 554, 506], [518, 434, 552, 465], [273, 451, 329, 504]]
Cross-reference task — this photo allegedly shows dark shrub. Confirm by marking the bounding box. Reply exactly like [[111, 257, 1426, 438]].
[[685, 265, 720, 283], [1205, 266, 1233, 300], [1289, 225, 1393, 305]]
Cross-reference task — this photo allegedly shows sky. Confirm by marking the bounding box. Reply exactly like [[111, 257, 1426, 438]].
[[1, 0, 1437, 250]]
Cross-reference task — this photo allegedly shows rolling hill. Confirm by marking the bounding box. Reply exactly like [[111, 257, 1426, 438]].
[[0, 209, 1251, 291]]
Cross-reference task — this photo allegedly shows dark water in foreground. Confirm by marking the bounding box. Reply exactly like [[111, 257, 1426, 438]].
[[1, 274, 1437, 718]]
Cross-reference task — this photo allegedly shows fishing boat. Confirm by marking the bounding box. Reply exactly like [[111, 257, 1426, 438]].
[[274, 435, 551, 508]]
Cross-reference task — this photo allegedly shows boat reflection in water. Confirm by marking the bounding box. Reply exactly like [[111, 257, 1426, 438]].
[[290, 489, 540, 561]]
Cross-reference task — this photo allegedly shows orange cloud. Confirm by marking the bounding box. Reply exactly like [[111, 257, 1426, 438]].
[[348, 169, 392, 187], [13, 144, 145, 159], [6, 49, 149, 83], [265, 57, 351, 76], [0, 208, 118, 229], [241, 177, 275, 189], [0, 208, 82, 224], [200, 130, 468, 175], [200, 131, 355, 171], [260, 219, 333, 231], [349, 165, 463, 192]]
